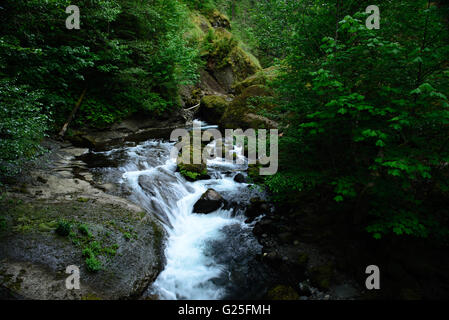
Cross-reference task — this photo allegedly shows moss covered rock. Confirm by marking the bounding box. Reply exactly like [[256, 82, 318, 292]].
[[207, 9, 231, 29], [202, 27, 261, 92], [232, 66, 279, 95], [219, 85, 276, 129], [309, 263, 335, 290], [199, 95, 230, 123], [176, 141, 210, 182], [266, 285, 300, 300]]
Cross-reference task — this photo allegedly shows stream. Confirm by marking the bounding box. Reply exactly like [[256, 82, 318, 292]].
[[83, 121, 275, 300]]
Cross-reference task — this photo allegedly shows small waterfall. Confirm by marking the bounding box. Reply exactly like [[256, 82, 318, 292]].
[[86, 122, 272, 300]]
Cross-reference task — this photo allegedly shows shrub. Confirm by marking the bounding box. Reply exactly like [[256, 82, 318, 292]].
[[85, 256, 102, 273], [55, 220, 71, 237], [78, 224, 92, 237]]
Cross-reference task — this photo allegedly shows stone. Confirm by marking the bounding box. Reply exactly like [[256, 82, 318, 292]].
[[199, 95, 230, 123], [233, 173, 246, 183], [193, 189, 226, 214]]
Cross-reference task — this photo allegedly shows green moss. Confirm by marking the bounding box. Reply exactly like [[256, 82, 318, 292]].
[[219, 85, 273, 129], [85, 256, 102, 273], [103, 247, 117, 257], [200, 95, 229, 123], [38, 222, 54, 232], [266, 285, 300, 300], [297, 252, 309, 267], [0, 216, 7, 231], [82, 247, 94, 258], [138, 211, 146, 219], [56, 220, 71, 237], [78, 224, 92, 237], [206, 9, 231, 29], [309, 263, 335, 290], [247, 163, 264, 184], [81, 293, 102, 300], [233, 66, 279, 94], [77, 197, 89, 203]]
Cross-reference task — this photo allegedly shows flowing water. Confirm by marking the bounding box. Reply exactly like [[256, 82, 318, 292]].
[[83, 121, 274, 300]]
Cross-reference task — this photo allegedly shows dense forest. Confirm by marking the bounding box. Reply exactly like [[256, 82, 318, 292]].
[[1, 0, 449, 300]]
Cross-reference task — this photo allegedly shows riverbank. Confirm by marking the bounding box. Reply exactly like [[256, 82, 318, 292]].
[[0, 139, 164, 299]]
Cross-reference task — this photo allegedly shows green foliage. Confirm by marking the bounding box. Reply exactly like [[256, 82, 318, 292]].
[[0, 80, 49, 178], [56, 220, 72, 237], [78, 224, 92, 238], [85, 256, 102, 273], [260, 1, 449, 242], [183, 0, 215, 13], [0, 216, 7, 231], [0, 0, 201, 155]]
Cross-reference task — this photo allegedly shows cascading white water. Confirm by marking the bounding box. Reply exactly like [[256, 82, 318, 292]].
[[88, 121, 269, 300]]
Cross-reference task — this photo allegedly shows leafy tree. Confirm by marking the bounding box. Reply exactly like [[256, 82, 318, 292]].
[[263, 1, 449, 241]]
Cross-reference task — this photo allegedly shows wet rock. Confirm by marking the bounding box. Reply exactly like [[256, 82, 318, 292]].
[[309, 263, 335, 291], [298, 281, 312, 296], [193, 189, 226, 214], [36, 176, 47, 184], [278, 232, 294, 244], [253, 218, 278, 236], [0, 199, 164, 300], [245, 197, 270, 219], [233, 173, 246, 183]]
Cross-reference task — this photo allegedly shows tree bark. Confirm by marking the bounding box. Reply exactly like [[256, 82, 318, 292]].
[[58, 87, 87, 138]]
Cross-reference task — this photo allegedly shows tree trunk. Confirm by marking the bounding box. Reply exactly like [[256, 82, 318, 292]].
[[58, 87, 87, 138]]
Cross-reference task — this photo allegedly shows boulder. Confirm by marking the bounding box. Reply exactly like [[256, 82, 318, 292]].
[[178, 162, 210, 182], [245, 197, 270, 219], [232, 66, 279, 95], [176, 143, 210, 182], [193, 188, 226, 214], [207, 9, 231, 29], [219, 85, 278, 129], [309, 263, 335, 291], [233, 173, 246, 183], [199, 95, 230, 124]]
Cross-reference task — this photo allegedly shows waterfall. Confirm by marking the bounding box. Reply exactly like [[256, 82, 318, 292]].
[[87, 121, 271, 300]]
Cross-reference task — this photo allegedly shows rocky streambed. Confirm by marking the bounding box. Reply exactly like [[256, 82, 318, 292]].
[[0, 122, 361, 300]]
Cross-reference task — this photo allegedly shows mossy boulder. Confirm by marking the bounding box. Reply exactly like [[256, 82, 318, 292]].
[[191, 12, 212, 35], [199, 95, 230, 123], [0, 198, 164, 300], [219, 85, 276, 129], [232, 66, 279, 95], [202, 27, 261, 92], [266, 285, 300, 300], [176, 142, 210, 182], [309, 263, 335, 290], [207, 9, 231, 29], [177, 161, 209, 182]]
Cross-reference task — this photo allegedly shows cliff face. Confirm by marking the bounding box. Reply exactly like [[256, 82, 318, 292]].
[[180, 9, 261, 106], [181, 8, 280, 131]]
